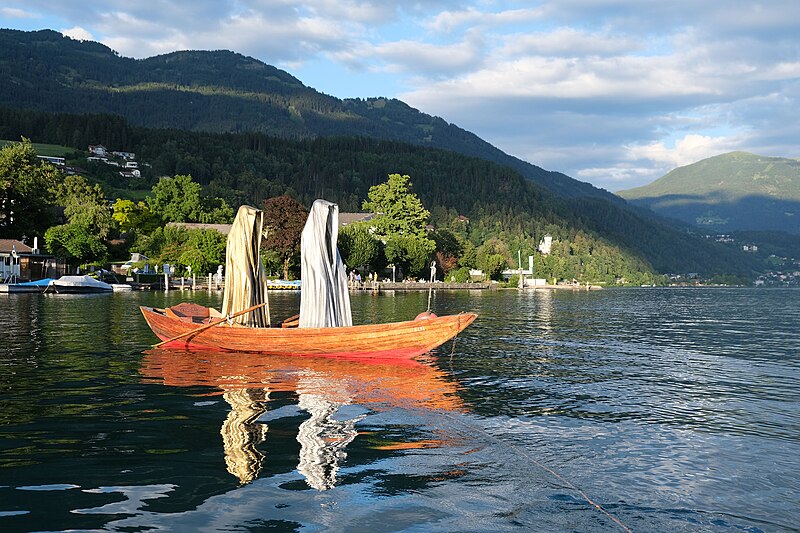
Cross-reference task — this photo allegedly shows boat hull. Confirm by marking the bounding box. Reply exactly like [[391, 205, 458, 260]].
[[52, 286, 112, 293], [140, 306, 476, 360]]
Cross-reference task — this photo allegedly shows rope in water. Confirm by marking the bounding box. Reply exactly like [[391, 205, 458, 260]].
[[435, 409, 632, 532]]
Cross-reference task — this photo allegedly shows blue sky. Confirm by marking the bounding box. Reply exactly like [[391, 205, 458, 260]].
[[2, 0, 799, 192]]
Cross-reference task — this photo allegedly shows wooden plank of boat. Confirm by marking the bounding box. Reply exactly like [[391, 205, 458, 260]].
[[140, 305, 477, 360]]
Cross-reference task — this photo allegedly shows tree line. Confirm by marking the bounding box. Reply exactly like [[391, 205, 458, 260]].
[[0, 106, 761, 281]]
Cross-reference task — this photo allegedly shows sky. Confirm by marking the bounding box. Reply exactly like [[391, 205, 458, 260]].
[[1, 1, 799, 192]]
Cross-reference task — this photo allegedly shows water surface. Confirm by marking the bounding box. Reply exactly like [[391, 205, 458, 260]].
[[1, 288, 797, 532]]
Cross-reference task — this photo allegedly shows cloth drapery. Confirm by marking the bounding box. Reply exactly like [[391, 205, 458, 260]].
[[221, 205, 270, 327], [299, 199, 352, 328]]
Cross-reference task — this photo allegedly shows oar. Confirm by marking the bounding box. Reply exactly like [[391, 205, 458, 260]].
[[152, 301, 269, 348]]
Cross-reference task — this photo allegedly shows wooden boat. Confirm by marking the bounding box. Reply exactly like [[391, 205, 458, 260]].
[[140, 203, 477, 360], [140, 302, 477, 360]]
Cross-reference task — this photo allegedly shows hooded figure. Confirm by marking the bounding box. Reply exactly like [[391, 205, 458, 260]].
[[221, 205, 270, 327], [299, 200, 352, 328]]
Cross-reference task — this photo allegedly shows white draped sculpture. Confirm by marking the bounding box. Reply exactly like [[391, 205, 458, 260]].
[[299, 199, 352, 328]]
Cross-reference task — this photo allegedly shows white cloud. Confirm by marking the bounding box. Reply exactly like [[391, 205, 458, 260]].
[[500, 27, 643, 58], [1, 7, 36, 18], [60, 26, 94, 41], [425, 7, 545, 33], [3, 0, 800, 191], [369, 31, 485, 76], [625, 134, 740, 169]]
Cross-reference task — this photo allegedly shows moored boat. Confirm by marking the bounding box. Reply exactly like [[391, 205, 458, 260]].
[[140, 304, 476, 360], [48, 275, 113, 293], [140, 200, 477, 360], [0, 278, 56, 293]]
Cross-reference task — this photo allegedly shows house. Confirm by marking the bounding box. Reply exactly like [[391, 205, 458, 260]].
[[0, 238, 64, 282], [37, 155, 66, 167], [88, 145, 107, 157], [112, 151, 136, 160], [339, 213, 376, 227], [538, 234, 553, 255]]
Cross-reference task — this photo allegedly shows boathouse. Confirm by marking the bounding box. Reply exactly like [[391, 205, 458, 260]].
[[0, 239, 64, 282]]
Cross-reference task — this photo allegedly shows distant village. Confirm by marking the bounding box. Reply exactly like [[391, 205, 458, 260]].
[[37, 143, 149, 180], [709, 234, 800, 287]]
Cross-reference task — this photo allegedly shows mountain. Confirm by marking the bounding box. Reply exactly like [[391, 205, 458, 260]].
[[0, 29, 763, 277], [618, 152, 800, 234], [0, 28, 609, 201]]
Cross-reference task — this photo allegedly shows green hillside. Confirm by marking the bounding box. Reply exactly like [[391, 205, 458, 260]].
[[0, 28, 607, 201], [0, 29, 767, 277], [0, 139, 74, 157], [0, 107, 761, 278], [618, 152, 800, 233]]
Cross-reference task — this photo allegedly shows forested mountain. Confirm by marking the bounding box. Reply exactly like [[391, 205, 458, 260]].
[[618, 152, 800, 234], [0, 28, 768, 277], [0, 28, 609, 200], [0, 107, 759, 277]]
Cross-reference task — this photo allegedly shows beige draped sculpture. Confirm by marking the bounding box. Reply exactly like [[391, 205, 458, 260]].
[[221, 205, 270, 327]]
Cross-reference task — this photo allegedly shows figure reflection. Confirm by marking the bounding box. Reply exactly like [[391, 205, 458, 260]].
[[220, 388, 269, 484], [140, 350, 462, 489], [296, 384, 363, 490]]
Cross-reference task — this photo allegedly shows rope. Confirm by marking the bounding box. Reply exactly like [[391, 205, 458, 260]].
[[449, 314, 461, 359], [436, 327, 630, 532], [437, 410, 632, 532]]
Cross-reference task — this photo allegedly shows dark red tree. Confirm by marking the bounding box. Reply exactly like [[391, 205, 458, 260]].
[[262, 195, 307, 279]]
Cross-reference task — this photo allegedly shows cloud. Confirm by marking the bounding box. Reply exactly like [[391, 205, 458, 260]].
[[366, 31, 486, 77], [3, 0, 799, 192], [60, 26, 94, 41], [425, 6, 546, 33], [499, 27, 644, 58], [1, 7, 36, 18]]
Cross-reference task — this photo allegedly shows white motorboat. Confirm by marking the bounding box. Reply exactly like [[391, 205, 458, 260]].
[[48, 275, 113, 293]]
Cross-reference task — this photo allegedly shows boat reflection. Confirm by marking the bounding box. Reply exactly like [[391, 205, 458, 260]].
[[140, 350, 463, 487]]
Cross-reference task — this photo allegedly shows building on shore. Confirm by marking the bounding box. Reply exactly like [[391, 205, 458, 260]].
[[0, 238, 65, 282]]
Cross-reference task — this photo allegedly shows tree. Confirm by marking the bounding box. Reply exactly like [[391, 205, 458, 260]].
[[262, 195, 307, 279], [112, 198, 160, 234], [362, 174, 430, 239], [147, 174, 233, 224], [44, 223, 108, 268], [147, 174, 202, 222], [56, 174, 115, 238], [385, 234, 436, 278], [362, 173, 436, 277], [178, 229, 227, 275], [131, 225, 226, 275], [431, 228, 463, 277], [339, 223, 380, 272], [0, 138, 60, 239], [480, 253, 506, 280]]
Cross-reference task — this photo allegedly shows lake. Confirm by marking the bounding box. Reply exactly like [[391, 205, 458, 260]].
[[1, 287, 798, 532]]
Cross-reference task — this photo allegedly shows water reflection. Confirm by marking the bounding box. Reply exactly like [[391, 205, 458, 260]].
[[220, 389, 269, 483], [140, 350, 462, 488], [296, 384, 362, 490]]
